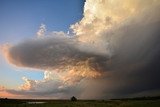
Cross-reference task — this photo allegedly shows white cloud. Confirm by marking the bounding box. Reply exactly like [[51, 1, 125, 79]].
[[1, 0, 160, 99], [36, 24, 46, 38]]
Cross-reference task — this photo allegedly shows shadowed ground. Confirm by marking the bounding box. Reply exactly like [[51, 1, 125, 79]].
[[0, 97, 160, 107]]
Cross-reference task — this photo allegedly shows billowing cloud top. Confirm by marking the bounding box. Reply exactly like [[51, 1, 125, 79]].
[[1, 0, 160, 99], [36, 24, 46, 38]]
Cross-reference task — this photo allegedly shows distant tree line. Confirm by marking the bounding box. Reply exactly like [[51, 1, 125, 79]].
[[0, 98, 25, 104], [111, 96, 160, 101]]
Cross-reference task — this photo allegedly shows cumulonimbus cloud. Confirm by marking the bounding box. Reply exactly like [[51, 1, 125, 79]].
[[1, 0, 160, 99]]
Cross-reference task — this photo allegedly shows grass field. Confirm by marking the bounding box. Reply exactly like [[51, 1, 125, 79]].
[[0, 99, 160, 107]]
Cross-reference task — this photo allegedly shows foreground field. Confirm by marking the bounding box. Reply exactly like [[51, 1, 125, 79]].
[[0, 99, 160, 107]]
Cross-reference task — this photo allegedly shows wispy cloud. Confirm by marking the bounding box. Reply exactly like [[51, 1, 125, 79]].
[[0, 85, 5, 91], [36, 24, 46, 38]]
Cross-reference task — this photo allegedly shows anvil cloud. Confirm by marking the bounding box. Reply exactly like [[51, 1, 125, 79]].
[[1, 0, 160, 99]]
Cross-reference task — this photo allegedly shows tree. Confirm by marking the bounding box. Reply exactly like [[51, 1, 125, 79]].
[[71, 96, 77, 101]]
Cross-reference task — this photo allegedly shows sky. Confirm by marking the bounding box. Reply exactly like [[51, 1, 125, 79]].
[[0, 0, 160, 99], [0, 0, 84, 98], [0, 0, 84, 44]]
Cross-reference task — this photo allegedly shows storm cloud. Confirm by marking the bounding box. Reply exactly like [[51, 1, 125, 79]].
[[5, 35, 109, 72], [1, 0, 160, 99]]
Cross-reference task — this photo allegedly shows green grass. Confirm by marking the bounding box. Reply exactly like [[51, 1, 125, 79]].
[[0, 100, 160, 107]]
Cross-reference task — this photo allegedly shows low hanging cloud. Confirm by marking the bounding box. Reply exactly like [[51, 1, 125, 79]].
[[6, 71, 75, 98], [1, 0, 160, 99], [0, 86, 5, 91], [2, 35, 109, 74]]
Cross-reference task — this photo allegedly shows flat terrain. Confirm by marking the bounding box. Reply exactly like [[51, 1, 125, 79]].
[[0, 99, 160, 107]]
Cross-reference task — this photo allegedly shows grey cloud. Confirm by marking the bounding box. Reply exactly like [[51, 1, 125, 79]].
[[3, 2, 160, 99], [7, 35, 109, 73], [79, 9, 160, 99], [6, 83, 81, 99]]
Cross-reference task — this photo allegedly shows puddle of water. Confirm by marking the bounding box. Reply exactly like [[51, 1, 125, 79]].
[[27, 102, 46, 104]]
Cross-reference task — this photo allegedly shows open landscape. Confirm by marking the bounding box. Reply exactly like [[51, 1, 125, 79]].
[[1, 0, 160, 107], [1, 97, 160, 107]]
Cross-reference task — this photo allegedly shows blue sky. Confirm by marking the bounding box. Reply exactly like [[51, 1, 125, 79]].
[[0, 0, 84, 89], [0, 0, 84, 43]]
